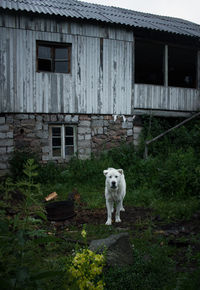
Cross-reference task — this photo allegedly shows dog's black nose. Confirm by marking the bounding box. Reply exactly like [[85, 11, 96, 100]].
[[112, 181, 116, 186]]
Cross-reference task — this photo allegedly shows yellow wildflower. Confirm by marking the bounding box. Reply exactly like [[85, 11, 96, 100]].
[[68, 241, 105, 289], [81, 229, 87, 238]]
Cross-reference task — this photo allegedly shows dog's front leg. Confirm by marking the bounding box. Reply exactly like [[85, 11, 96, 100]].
[[106, 199, 113, 225], [115, 200, 122, 223]]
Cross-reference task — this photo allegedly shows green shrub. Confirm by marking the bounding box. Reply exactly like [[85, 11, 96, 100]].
[[156, 148, 200, 198], [140, 116, 200, 157], [9, 149, 40, 180], [37, 161, 65, 184], [104, 244, 175, 289], [125, 156, 160, 191]]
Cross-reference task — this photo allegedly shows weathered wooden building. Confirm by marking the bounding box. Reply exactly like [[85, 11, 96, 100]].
[[0, 0, 200, 173]]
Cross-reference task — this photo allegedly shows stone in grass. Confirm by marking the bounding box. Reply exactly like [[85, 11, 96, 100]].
[[89, 233, 133, 267]]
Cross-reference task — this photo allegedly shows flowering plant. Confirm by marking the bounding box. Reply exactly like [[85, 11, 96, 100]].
[[68, 228, 105, 289]]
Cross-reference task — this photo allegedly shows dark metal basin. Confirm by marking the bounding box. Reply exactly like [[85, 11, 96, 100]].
[[45, 200, 75, 221]]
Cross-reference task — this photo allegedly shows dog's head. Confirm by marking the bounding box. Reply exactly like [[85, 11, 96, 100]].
[[103, 168, 123, 190]]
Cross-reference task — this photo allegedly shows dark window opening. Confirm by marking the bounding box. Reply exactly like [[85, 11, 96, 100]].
[[37, 41, 71, 73], [168, 46, 197, 88], [135, 40, 164, 85]]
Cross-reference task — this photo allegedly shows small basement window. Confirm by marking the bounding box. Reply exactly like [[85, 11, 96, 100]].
[[37, 41, 71, 73], [135, 40, 164, 85], [168, 46, 197, 88], [50, 125, 77, 159]]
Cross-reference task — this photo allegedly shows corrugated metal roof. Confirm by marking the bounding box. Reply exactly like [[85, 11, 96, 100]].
[[1, 0, 200, 38]]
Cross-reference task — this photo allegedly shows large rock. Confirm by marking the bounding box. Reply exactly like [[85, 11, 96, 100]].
[[89, 233, 133, 266]]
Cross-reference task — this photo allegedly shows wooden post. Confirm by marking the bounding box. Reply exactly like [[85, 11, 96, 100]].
[[131, 35, 135, 114], [197, 50, 200, 90], [164, 45, 168, 87]]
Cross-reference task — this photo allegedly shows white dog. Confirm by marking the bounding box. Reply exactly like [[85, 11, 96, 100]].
[[103, 168, 126, 225]]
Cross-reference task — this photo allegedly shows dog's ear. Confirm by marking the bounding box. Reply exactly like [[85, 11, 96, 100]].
[[118, 169, 123, 175], [103, 170, 109, 176]]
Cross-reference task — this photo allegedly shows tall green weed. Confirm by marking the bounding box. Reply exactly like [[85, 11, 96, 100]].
[[0, 159, 62, 289]]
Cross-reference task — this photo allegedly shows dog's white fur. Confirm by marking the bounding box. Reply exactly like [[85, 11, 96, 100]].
[[103, 168, 126, 225]]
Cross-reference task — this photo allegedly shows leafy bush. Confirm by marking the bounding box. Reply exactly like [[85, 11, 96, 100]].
[[155, 148, 200, 198], [125, 156, 160, 191], [37, 161, 65, 184], [9, 149, 40, 180], [67, 228, 105, 289], [140, 116, 200, 157], [104, 244, 175, 289]]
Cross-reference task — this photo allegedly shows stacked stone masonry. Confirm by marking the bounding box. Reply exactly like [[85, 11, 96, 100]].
[[0, 113, 142, 175]]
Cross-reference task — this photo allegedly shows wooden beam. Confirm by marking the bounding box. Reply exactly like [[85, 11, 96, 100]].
[[133, 109, 194, 118]]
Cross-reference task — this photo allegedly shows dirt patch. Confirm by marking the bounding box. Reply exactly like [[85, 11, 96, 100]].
[[51, 206, 200, 237], [62, 206, 153, 228]]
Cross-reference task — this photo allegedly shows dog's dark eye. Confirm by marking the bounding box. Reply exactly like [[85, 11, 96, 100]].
[[115, 176, 118, 178], [109, 176, 112, 178]]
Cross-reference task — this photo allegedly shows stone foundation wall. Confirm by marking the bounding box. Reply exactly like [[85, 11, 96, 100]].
[[91, 115, 134, 153], [0, 116, 14, 174], [0, 113, 143, 175]]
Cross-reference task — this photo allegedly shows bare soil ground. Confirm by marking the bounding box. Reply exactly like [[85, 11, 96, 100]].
[[66, 206, 200, 236]]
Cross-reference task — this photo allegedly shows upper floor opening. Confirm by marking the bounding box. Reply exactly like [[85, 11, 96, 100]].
[[135, 39, 197, 89]]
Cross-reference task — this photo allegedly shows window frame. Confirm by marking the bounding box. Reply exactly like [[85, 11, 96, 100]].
[[49, 124, 77, 160], [36, 41, 72, 74]]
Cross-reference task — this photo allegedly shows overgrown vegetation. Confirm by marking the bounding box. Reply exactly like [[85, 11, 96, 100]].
[[1, 115, 200, 289], [0, 159, 63, 289]]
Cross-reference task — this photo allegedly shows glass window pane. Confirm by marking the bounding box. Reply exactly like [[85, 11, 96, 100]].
[[52, 127, 61, 136], [53, 148, 61, 157], [52, 138, 61, 146], [65, 137, 73, 146], [65, 127, 73, 136], [38, 59, 52, 72], [55, 47, 68, 59], [65, 146, 74, 156], [38, 46, 51, 59], [55, 61, 68, 73]]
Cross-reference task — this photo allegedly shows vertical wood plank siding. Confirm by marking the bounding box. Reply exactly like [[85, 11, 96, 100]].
[[0, 14, 134, 114], [0, 13, 199, 114], [134, 84, 200, 111]]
